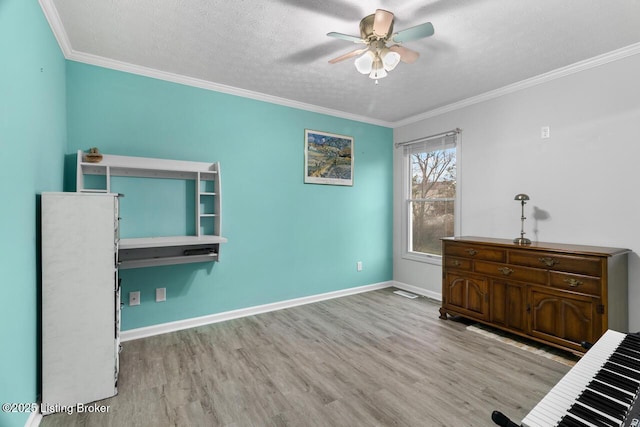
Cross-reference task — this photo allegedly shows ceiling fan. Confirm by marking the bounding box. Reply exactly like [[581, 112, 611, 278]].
[[327, 9, 434, 83]]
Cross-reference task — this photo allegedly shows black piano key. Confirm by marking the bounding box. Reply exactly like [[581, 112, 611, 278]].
[[615, 346, 640, 361], [619, 336, 640, 348], [582, 388, 627, 418], [558, 414, 592, 427], [596, 370, 640, 394], [568, 404, 618, 427], [612, 353, 640, 369], [623, 334, 640, 344], [610, 354, 640, 371], [609, 354, 640, 373], [617, 344, 640, 357], [616, 341, 640, 352], [588, 380, 634, 404], [577, 389, 626, 420], [620, 336, 640, 352], [604, 362, 640, 381], [611, 352, 637, 362]]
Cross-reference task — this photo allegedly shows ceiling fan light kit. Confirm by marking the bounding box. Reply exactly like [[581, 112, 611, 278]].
[[328, 9, 434, 83], [370, 59, 387, 82]]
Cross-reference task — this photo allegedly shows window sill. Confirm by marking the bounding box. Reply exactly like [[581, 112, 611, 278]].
[[402, 251, 442, 265]]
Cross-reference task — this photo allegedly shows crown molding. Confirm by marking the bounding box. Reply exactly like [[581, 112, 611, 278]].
[[38, 0, 640, 130], [393, 42, 640, 128], [39, 0, 73, 56], [38, 0, 392, 128], [64, 50, 394, 128]]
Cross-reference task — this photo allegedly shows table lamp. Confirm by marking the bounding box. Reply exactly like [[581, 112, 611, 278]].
[[514, 193, 531, 245]]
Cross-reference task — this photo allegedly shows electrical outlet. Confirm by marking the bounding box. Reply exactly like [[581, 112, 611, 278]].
[[541, 126, 550, 139], [129, 291, 140, 306], [156, 288, 166, 302], [357, 261, 363, 272]]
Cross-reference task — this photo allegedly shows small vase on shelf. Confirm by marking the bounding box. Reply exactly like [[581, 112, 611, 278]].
[[85, 147, 103, 163]]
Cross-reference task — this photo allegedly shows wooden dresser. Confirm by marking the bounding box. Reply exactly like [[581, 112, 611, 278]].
[[440, 236, 629, 354]]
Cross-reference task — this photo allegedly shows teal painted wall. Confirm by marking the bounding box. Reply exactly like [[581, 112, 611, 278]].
[[66, 62, 394, 330], [0, 0, 67, 426]]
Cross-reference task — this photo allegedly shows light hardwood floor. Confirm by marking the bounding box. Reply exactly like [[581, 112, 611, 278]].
[[40, 288, 571, 426]]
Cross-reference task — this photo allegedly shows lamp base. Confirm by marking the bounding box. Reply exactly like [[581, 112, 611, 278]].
[[513, 237, 531, 245]]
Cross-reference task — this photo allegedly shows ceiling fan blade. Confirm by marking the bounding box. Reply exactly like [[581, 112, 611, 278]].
[[389, 45, 420, 64], [373, 9, 394, 38], [328, 48, 368, 64], [392, 22, 434, 43], [327, 32, 365, 43]]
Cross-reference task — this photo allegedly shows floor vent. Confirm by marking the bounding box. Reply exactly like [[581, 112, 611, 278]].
[[393, 290, 419, 299]]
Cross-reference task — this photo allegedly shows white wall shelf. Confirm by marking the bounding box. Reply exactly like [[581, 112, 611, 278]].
[[77, 150, 226, 268]]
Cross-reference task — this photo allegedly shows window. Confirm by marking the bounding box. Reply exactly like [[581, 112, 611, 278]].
[[401, 131, 459, 261]]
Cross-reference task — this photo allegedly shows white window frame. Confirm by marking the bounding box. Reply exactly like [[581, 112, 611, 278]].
[[400, 130, 461, 265]]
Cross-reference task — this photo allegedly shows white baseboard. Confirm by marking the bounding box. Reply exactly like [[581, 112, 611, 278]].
[[392, 281, 442, 302], [121, 281, 394, 342], [25, 408, 42, 427]]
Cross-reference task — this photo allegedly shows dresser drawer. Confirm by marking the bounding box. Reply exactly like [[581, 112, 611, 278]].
[[549, 272, 602, 296], [444, 243, 506, 262], [444, 256, 472, 271], [474, 260, 547, 285], [509, 250, 603, 277]]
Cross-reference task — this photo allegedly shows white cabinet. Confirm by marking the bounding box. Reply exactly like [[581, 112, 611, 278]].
[[76, 150, 227, 268], [41, 192, 120, 414]]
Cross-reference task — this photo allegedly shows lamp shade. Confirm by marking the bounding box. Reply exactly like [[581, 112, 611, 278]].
[[380, 48, 401, 71], [514, 193, 530, 201], [354, 51, 375, 74]]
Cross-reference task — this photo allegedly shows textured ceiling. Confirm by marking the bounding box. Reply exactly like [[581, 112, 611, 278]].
[[43, 0, 640, 126]]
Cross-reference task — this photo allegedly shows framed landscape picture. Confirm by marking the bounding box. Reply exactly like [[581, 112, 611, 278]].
[[304, 129, 354, 186]]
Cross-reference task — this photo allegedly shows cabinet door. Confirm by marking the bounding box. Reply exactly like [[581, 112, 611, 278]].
[[490, 280, 526, 333], [443, 272, 489, 320], [42, 193, 118, 411], [528, 287, 601, 352]]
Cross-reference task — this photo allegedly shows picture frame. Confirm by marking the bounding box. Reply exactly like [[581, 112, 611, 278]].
[[304, 129, 354, 186]]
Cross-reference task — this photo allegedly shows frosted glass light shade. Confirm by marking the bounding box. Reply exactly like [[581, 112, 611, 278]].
[[381, 49, 401, 71], [354, 51, 375, 74]]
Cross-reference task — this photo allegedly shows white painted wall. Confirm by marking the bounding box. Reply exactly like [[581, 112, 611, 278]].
[[393, 52, 640, 330]]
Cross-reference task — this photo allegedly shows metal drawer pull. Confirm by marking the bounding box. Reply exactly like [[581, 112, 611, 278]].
[[452, 260, 461, 267], [498, 267, 514, 276], [563, 278, 583, 287], [465, 249, 478, 256], [538, 257, 559, 267]]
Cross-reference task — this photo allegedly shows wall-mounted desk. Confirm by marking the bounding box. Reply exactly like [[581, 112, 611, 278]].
[[76, 150, 227, 268], [118, 235, 228, 269]]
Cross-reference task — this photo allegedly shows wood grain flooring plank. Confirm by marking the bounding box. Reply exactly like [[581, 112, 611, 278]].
[[40, 288, 570, 426]]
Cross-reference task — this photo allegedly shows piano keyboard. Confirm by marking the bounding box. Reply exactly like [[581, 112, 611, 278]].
[[523, 330, 640, 427]]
